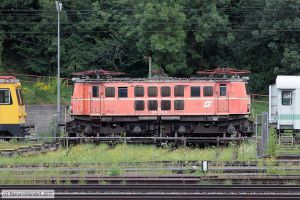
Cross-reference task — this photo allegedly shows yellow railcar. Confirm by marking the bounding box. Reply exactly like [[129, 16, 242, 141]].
[[0, 76, 29, 138]]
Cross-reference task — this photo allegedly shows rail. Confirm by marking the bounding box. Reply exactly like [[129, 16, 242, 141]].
[[0, 184, 299, 199]]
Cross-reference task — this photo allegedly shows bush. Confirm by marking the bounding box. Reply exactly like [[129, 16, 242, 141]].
[[34, 82, 52, 98]]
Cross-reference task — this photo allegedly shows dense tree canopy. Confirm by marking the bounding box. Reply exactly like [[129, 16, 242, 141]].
[[1, 0, 300, 92]]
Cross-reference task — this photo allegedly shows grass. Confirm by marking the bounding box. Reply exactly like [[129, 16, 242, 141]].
[[0, 140, 35, 149], [251, 97, 268, 116], [0, 143, 257, 165]]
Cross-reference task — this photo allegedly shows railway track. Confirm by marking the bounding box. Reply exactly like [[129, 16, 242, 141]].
[[0, 165, 299, 174], [0, 143, 60, 157], [0, 185, 299, 199], [0, 160, 299, 184], [277, 155, 300, 160], [2, 174, 300, 185], [0, 159, 299, 167]]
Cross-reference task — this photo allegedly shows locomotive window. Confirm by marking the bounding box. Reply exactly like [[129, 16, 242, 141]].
[[282, 91, 292, 106], [161, 86, 171, 97], [16, 88, 24, 105], [135, 100, 144, 111], [0, 89, 11, 105], [174, 100, 184, 110], [191, 86, 201, 97], [92, 85, 99, 97], [174, 85, 184, 97], [148, 87, 157, 97], [203, 86, 213, 96], [148, 100, 158, 110], [118, 87, 128, 98], [220, 84, 227, 96], [134, 86, 144, 97], [161, 100, 171, 110], [105, 87, 115, 97]]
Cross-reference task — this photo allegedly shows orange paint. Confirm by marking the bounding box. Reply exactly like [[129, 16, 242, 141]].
[[70, 80, 250, 117]]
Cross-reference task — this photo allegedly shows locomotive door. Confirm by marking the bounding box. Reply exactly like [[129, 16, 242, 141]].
[[90, 85, 101, 115], [217, 83, 229, 114], [279, 90, 294, 127]]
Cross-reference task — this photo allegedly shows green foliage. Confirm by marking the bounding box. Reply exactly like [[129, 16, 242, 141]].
[[133, 0, 187, 75], [0, 30, 4, 68], [1, 0, 300, 92], [22, 79, 72, 104], [34, 82, 52, 98]]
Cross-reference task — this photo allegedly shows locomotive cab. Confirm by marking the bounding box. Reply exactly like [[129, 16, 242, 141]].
[[0, 76, 29, 138]]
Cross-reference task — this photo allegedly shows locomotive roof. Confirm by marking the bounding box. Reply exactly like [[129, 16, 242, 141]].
[[0, 76, 20, 83], [276, 75, 300, 89], [72, 76, 249, 83]]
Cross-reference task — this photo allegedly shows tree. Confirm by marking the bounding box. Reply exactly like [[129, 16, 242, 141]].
[[184, 0, 234, 74], [133, 0, 187, 76], [232, 0, 300, 92]]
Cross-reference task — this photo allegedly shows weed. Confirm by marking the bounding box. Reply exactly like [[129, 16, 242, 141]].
[[0, 142, 259, 165], [224, 179, 232, 185], [108, 166, 121, 176], [268, 128, 278, 157]]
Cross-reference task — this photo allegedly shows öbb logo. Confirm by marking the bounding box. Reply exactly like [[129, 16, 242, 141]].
[[203, 101, 212, 108]]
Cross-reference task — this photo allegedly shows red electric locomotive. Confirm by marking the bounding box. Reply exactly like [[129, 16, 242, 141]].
[[66, 68, 253, 139]]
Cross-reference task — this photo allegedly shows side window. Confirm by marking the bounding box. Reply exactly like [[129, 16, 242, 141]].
[[191, 86, 200, 97], [161, 100, 171, 110], [134, 86, 144, 97], [220, 84, 227, 96], [161, 86, 171, 97], [92, 85, 99, 97], [0, 89, 11, 105], [105, 87, 115, 97], [16, 88, 24, 105], [282, 91, 292, 105], [118, 87, 128, 98], [135, 100, 144, 111], [148, 87, 157, 97], [174, 85, 184, 97], [148, 100, 158, 110], [203, 86, 213, 97], [174, 100, 184, 110]]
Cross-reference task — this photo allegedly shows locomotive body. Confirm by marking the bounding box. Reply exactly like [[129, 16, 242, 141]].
[[67, 76, 253, 138], [0, 76, 29, 137], [269, 76, 300, 131]]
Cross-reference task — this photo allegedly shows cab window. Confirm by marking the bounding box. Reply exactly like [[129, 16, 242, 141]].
[[282, 91, 292, 105], [0, 89, 11, 105], [220, 84, 227, 96], [92, 85, 99, 97]]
